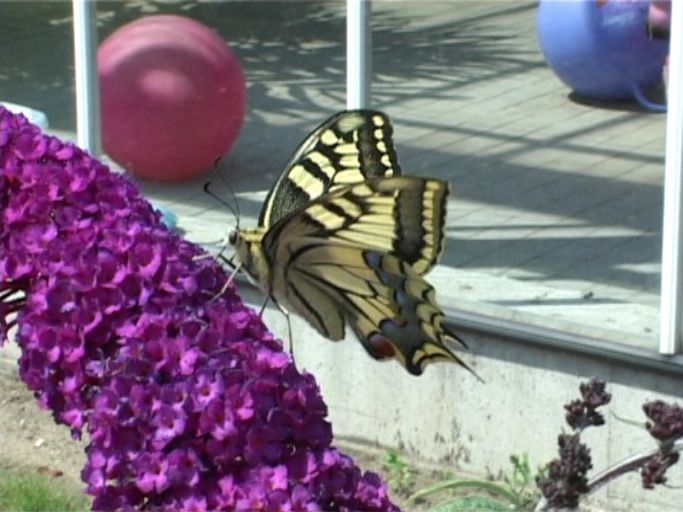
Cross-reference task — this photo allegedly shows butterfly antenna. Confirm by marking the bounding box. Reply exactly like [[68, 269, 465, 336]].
[[203, 181, 240, 228], [229, 187, 241, 228], [213, 168, 242, 229]]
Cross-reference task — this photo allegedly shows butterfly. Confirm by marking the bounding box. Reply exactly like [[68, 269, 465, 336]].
[[228, 110, 472, 376]]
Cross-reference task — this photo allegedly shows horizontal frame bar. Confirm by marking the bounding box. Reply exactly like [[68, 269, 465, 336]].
[[448, 307, 683, 377]]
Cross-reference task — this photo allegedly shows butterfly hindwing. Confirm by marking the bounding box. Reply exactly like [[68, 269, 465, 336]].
[[281, 242, 466, 375], [355, 250, 466, 374], [258, 110, 402, 228]]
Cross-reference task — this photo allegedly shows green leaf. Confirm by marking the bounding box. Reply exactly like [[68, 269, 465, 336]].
[[432, 495, 514, 511], [406, 479, 521, 508]]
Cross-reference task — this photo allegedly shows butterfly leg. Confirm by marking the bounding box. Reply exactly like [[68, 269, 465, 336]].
[[283, 309, 295, 365], [269, 298, 295, 366], [208, 263, 242, 303], [192, 253, 215, 261], [218, 254, 238, 272], [259, 297, 270, 317], [192, 240, 232, 263]]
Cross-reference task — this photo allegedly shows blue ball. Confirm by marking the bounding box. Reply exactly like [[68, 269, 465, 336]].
[[537, 0, 668, 100]]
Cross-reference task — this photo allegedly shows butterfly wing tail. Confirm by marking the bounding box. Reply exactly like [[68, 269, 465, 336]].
[[359, 250, 474, 376]]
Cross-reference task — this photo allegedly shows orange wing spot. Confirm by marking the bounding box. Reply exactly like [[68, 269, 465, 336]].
[[368, 333, 396, 359]]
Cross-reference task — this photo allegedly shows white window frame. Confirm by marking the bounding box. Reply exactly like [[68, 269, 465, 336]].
[[660, 0, 683, 356]]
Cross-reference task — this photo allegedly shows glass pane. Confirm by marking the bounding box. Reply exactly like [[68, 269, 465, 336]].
[[373, 1, 664, 349], [2, 0, 664, 350], [1, 2, 76, 134]]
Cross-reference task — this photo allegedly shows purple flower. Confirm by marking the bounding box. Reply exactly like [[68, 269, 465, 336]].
[[235, 485, 267, 511], [134, 453, 170, 494], [0, 106, 398, 511], [199, 398, 237, 441], [564, 378, 611, 431], [644, 400, 683, 443], [166, 448, 202, 487], [180, 493, 208, 512], [538, 379, 603, 509], [191, 369, 225, 408], [152, 404, 187, 448], [537, 433, 592, 509], [245, 422, 286, 464]]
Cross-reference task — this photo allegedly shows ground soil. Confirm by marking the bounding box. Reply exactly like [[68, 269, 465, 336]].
[[0, 367, 87, 504]]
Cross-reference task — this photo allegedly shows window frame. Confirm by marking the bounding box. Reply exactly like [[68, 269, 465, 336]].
[[71, 0, 683, 370]]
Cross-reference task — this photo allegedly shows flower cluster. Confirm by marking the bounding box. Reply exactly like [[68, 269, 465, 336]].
[[0, 106, 397, 511], [564, 378, 611, 430], [643, 400, 683, 443], [640, 400, 683, 489], [536, 433, 592, 509], [536, 379, 608, 509], [537, 379, 683, 507], [641, 451, 680, 490]]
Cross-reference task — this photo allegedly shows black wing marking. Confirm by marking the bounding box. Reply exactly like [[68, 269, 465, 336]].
[[259, 110, 402, 228], [288, 243, 469, 375]]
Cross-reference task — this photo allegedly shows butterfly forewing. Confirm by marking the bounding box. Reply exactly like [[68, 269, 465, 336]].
[[258, 110, 402, 228], [266, 177, 448, 276]]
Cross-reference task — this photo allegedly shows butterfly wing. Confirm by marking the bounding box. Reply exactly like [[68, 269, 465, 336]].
[[258, 110, 402, 229], [262, 176, 467, 375], [265, 176, 449, 275], [290, 244, 468, 375]]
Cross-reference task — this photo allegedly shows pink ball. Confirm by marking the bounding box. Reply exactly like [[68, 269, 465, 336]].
[[98, 15, 246, 182]]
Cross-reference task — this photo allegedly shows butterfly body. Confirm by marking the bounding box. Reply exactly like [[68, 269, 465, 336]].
[[230, 227, 271, 292], [228, 110, 471, 376]]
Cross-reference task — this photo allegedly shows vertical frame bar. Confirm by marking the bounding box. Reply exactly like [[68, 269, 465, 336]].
[[72, 0, 101, 154], [346, 0, 371, 109], [660, 0, 683, 354]]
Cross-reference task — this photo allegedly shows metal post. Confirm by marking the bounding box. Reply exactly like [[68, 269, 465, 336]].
[[72, 0, 101, 154], [660, 0, 683, 354], [346, 0, 371, 109]]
